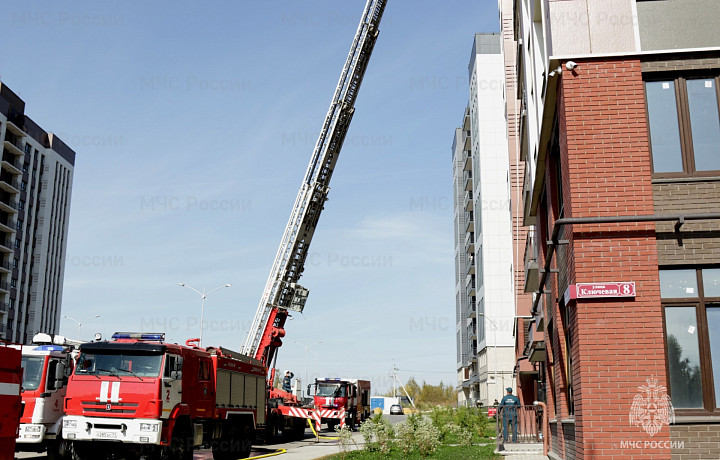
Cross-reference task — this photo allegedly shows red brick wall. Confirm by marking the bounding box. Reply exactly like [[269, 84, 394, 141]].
[[554, 58, 671, 459]]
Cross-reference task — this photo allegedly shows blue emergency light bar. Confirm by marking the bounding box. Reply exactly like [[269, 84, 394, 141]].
[[112, 332, 165, 342], [34, 345, 64, 352]]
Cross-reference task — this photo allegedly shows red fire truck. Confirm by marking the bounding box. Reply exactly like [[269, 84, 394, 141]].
[[16, 333, 81, 460], [0, 340, 22, 460], [62, 332, 269, 460], [310, 378, 370, 431]]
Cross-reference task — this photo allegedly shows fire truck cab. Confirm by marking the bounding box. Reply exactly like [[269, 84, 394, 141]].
[[62, 332, 265, 460], [310, 378, 370, 430], [15, 333, 80, 460]]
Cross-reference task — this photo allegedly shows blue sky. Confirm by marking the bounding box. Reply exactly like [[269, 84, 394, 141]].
[[2, 1, 499, 394]]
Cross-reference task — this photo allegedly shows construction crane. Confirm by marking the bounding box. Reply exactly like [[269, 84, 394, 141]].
[[242, 0, 387, 370]]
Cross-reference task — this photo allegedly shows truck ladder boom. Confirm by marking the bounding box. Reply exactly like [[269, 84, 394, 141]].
[[242, 0, 387, 361]]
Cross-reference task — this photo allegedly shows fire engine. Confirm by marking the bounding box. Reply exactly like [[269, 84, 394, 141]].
[[0, 340, 22, 460], [61, 0, 387, 457], [15, 333, 81, 460], [309, 378, 371, 431], [62, 332, 268, 460]]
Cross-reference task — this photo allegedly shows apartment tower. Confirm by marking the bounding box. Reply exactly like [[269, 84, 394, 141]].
[[0, 83, 75, 344]]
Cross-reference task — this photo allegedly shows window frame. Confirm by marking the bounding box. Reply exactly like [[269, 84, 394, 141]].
[[661, 267, 720, 416], [645, 72, 720, 179]]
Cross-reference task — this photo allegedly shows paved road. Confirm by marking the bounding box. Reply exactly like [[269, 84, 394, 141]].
[[16, 417, 407, 460]]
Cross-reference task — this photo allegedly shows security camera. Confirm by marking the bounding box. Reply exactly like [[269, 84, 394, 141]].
[[565, 61, 578, 71]]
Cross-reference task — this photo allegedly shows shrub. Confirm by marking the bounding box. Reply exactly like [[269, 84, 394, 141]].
[[395, 414, 441, 457], [335, 425, 357, 458], [359, 413, 394, 454]]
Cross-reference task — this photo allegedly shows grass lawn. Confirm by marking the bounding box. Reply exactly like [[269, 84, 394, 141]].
[[320, 443, 500, 459]]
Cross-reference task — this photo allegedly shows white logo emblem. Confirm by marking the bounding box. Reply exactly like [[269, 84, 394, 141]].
[[629, 377, 674, 437]]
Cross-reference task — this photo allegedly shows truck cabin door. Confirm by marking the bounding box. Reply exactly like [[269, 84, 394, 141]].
[[161, 354, 183, 419], [42, 358, 68, 426]]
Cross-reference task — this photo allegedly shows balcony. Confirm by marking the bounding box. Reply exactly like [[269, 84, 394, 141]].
[[5, 116, 26, 137], [0, 301, 8, 313], [465, 211, 474, 233], [0, 281, 9, 293], [527, 322, 546, 363], [0, 259, 10, 274], [1, 153, 22, 175], [466, 275, 476, 298], [0, 238, 11, 252], [524, 231, 539, 293], [0, 218, 16, 233], [3, 131, 25, 156], [468, 303, 477, 319], [463, 170, 473, 192], [466, 255, 475, 276], [0, 177, 20, 194], [463, 149, 472, 171], [465, 231, 474, 254], [464, 190, 473, 212]]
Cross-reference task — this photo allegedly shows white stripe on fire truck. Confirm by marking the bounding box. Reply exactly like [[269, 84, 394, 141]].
[[99, 381, 109, 402], [0, 382, 20, 395], [110, 382, 121, 403]]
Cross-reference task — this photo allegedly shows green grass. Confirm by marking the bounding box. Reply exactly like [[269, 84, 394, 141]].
[[321, 443, 500, 460]]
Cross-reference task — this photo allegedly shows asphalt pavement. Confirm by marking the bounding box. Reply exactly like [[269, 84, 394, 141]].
[[16, 416, 408, 460]]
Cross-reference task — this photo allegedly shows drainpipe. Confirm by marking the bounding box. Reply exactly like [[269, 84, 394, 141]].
[[533, 401, 548, 456], [531, 212, 720, 315]]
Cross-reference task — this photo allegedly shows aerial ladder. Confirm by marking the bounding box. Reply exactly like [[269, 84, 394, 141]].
[[242, 0, 387, 382]]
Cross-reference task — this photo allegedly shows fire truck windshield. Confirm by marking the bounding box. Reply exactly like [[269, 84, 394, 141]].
[[75, 351, 163, 378], [21, 356, 44, 391], [316, 384, 346, 398]]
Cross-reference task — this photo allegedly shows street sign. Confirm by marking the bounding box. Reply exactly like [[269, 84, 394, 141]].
[[565, 282, 636, 301]]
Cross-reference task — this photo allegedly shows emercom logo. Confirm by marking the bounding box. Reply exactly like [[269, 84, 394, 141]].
[[629, 377, 675, 436]]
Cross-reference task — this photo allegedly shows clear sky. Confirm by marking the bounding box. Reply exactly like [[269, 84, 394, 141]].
[[2, 1, 500, 394]]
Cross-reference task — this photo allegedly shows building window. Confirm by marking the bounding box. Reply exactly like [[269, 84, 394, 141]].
[[645, 75, 720, 177], [661, 267, 720, 413]]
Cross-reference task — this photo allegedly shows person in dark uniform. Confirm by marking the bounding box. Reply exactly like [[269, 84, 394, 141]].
[[499, 387, 521, 443], [282, 370, 294, 392]]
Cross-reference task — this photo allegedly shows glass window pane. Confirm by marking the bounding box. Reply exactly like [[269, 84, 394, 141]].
[[646, 81, 684, 173], [660, 269, 699, 298], [665, 307, 703, 408], [703, 269, 720, 297], [687, 79, 720, 171], [707, 306, 720, 408]]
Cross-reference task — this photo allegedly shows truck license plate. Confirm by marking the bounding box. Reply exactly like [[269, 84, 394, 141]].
[[96, 431, 117, 439]]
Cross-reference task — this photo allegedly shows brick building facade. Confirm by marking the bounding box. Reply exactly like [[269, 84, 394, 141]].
[[504, 0, 720, 458]]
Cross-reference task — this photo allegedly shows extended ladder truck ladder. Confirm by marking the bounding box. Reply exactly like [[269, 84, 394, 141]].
[[242, 0, 387, 366]]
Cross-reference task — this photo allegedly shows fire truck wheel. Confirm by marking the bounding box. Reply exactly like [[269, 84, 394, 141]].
[[265, 415, 280, 443], [212, 421, 252, 460], [160, 423, 192, 460], [69, 441, 98, 460], [46, 439, 71, 460]]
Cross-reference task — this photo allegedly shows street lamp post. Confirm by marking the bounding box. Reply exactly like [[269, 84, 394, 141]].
[[178, 283, 232, 347], [63, 314, 100, 341], [477, 312, 499, 404], [294, 340, 321, 397]]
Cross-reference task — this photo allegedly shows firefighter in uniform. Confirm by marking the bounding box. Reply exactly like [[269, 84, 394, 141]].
[[499, 387, 520, 443], [282, 370, 294, 392]]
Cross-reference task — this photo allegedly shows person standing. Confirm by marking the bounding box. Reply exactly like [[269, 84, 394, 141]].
[[499, 387, 521, 443]]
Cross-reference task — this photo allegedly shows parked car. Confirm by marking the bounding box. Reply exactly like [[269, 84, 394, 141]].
[[389, 404, 403, 415]]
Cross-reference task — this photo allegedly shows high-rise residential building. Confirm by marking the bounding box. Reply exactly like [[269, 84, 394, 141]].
[[505, 0, 720, 458], [453, 33, 516, 407], [0, 83, 75, 344]]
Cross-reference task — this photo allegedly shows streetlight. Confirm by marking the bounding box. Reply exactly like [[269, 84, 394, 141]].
[[477, 312, 499, 404], [178, 282, 232, 347], [63, 314, 100, 341], [294, 340, 322, 396]]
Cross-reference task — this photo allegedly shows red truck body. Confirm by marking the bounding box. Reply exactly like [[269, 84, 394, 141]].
[[0, 341, 22, 460], [14, 334, 81, 459], [61, 333, 305, 460], [311, 378, 370, 430]]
